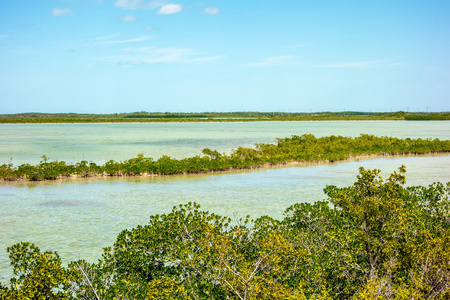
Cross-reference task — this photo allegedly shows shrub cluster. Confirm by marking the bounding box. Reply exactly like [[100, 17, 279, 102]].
[[1, 166, 449, 299], [1, 134, 449, 181]]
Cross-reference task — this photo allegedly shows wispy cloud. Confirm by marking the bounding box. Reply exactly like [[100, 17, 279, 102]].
[[122, 14, 136, 22], [89, 33, 121, 42], [248, 55, 296, 67], [317, 60, 385, 68], [148, 0, 168, 9], [201, 7, 219, 15], [113, 0, 182, 15], [0, 34, 7, 41], [157, 4, 182, 14], [114, 0, 143, 10], [52, 8, 73, 17], [97, 36, 150, 45], [102, 46, 223, 65]]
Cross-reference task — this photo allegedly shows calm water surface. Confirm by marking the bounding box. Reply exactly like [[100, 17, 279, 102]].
[[1, 121, 449, 282], [1, 121, 449, 165]]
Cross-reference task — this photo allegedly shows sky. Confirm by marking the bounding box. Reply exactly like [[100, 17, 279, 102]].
[[0, 0, 449, 114]]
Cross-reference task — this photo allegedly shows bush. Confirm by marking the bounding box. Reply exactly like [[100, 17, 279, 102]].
[[1, 167, 449, 299]]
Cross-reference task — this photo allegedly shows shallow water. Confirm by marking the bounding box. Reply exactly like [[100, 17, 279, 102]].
[[0, 121, 449, 282], [1, 121, 449, 165], [1, 154, 449, 282]]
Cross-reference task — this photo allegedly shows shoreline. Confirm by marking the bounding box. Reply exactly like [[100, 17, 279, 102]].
[[2, 151, 448, 183], [0, 119, 409, 125]]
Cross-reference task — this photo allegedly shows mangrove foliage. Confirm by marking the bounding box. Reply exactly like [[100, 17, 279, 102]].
[[1, 166, 449, 299], [1, 134, 449, 181]]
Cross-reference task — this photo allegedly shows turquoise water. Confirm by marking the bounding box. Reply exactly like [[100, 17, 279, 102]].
[[1, 121, 449, 165], [0, 121, 449, 282]]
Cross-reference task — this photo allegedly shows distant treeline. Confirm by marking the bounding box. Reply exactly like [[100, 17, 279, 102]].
[[1, 134, 449, 181], [1, 111, 449, 123], [405, 113, 450, 120], [124, 113, 210, 119]]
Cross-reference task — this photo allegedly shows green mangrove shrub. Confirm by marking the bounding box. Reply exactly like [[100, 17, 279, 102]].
[[1, 135, 449, 181], [1, 166, 449, 299]]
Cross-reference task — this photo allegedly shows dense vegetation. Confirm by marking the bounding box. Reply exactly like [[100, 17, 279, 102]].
[[1, 111, 449, 123], [1, 134, 449, 181], [1, 166, 449, 299]]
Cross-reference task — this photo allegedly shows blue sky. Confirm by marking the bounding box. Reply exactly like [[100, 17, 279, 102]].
[[0, 0, 449, 113]]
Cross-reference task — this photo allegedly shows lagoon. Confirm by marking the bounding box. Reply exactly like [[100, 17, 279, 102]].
[[1, 121, 449, 165], [0, 121, 449, 282]]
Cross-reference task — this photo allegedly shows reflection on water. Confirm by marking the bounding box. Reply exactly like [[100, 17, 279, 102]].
[[1, 154, 449, 282]]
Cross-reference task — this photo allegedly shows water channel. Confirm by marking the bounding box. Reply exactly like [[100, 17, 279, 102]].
[[1, 121, 449, 282]]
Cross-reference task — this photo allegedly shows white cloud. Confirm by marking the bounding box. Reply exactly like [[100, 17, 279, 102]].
[[317, 60, 384, 68], [102, 46, 222, 64], [114, 0, 143, 10], [248, 55, 296, 67], [157, 4, 182, 15], [89, 33, 121, 42], [97, 36, 150, 45], [122, 14, 136, 22], [148, 0, 168, 9], [121, 47, 154, 53], [201, 7, 219, 15], [52, 8, 72, 17], [113, 0, 182, 14]]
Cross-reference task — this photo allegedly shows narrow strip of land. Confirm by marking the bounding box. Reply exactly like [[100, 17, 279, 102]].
[[1, 111, 449, 123], [1, 134, 449, 182]]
